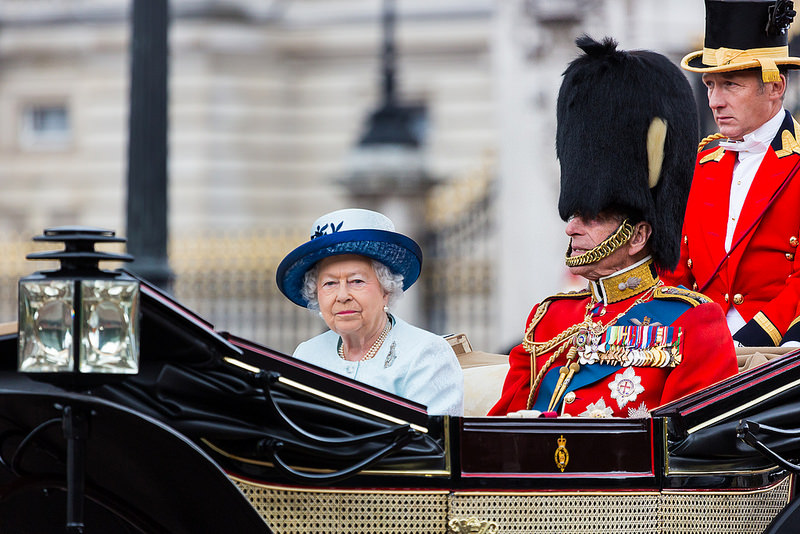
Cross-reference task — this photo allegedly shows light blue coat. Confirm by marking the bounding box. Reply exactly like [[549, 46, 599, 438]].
[[293, 316, 464, 416]]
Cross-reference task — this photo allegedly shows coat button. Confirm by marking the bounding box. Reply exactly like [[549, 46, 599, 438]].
[[687, 258, 693, 268], [724, 293, 729, 302], [787, 253, 795, 261], [791, 236, 799, 247], [733, 293, 744, 305], [564, 391, 576, 404], [684, 235, 688, 244]]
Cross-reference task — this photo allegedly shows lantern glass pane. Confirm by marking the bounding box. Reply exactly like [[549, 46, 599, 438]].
[[18, 280, 74, 372], [79, 280, 139, 374]]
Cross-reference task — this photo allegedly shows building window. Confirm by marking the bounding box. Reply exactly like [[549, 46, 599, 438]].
[[20, 103, 71, 150]]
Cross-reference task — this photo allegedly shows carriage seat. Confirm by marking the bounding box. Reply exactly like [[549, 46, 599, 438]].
[[736, 346, 795, 372]]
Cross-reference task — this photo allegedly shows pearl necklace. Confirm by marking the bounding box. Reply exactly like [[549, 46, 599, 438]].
[[337, 317, 392, 362]]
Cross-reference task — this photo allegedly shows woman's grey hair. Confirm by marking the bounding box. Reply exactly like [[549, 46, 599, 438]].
[[301, 258, 404, 311]]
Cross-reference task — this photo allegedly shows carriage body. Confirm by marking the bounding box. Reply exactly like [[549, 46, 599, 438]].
[[0, 277, 797, 533]]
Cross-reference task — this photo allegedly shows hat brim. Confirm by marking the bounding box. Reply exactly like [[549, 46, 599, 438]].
[[276, 229, 423, 307], [681, 50, 800, 73]]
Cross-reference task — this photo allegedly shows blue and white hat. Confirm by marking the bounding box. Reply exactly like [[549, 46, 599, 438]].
[[276, 208, 423, 307]]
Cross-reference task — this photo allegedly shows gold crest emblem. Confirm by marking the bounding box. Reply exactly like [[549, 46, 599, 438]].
[[554, 434, 569, 472], [448, 517, 499, 533]]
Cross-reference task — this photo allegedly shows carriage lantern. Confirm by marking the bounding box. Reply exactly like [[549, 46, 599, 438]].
[[17, 227, 140, 385]]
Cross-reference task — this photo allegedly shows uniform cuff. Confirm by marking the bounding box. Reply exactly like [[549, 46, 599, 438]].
[[781, 317, 800, 345], [733, 314, 778, 347]]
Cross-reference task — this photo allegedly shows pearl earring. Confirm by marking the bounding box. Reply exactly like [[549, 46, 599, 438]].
[[318, 311, 323, 318], [384, 305, 389, 313]]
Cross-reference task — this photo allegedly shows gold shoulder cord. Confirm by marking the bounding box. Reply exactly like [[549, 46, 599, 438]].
[[697, 132, 726, 153], [522, 285, 659, 410], [522, 301, 584, 409]]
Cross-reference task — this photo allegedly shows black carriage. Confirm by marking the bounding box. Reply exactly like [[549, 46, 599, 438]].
[[1, 272, 799, 533]]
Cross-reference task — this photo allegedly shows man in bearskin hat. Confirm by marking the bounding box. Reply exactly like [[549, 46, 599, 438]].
[[489, 36, 737, 418], [663, 0, 800, 346]]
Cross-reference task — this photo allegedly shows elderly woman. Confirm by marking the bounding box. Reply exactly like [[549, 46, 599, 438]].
[[276, 208, 464, 416]]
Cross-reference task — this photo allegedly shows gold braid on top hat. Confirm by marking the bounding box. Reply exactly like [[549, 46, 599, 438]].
[[565, 219, 634, 267]]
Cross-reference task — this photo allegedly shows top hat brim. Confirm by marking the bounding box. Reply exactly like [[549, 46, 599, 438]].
[[682, 49, 800, 73], [275, 229, 423, 307]]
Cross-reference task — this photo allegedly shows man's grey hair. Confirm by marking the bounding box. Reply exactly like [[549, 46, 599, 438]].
[[301, 258, 405, 311]]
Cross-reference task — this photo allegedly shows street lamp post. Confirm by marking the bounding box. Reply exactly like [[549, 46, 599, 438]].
[[126, 0, 173, 292], [342, 0, 435, 325]]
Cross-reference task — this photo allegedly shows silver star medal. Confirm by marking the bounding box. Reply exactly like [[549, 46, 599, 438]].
[[579, 398, 614, 418], [609, 367, 644, 409], [627, 401, 650, 418]]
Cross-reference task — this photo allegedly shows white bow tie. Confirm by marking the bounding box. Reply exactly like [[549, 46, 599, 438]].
[[718, 137, 768, 154]]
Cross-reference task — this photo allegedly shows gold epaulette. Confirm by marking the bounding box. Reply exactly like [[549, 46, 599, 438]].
[[699, 146, 726, 164], [774, 118, 800, 158], [542, 289, 591, 303], [653, 286, 711, 307]]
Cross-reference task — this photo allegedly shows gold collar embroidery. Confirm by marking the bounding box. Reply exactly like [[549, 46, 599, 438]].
[[589, 257, 659, 305]]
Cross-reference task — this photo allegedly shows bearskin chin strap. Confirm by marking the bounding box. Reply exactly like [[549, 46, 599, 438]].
[[565, 219, 634, 267]]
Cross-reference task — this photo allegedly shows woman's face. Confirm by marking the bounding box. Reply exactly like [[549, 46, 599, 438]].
[[315, 254, 389, 340]]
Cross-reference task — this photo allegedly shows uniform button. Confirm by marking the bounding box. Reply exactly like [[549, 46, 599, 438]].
[[687, 258, 693, 268], [564, 391, 576, 404], [733, 293, 744, 305], [791, 236, 799, 247], [692, 282, 698, 290], [684, 235, 688, 244], [724, 293, 729, 302], [787, 253, 795, 261]]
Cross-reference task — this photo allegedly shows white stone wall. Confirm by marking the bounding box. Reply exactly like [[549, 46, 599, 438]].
[[0, 0, 709, 351]]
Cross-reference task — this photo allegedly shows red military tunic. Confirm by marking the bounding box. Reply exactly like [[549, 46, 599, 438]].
[[663, 110, 800, 345], [489, 260, 737, 417]]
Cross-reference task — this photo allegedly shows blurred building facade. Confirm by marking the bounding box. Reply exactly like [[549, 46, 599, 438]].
[[0, 0, 707, 353]]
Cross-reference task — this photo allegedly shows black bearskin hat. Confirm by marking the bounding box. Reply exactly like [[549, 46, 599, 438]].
[[556, 36, 698, 271]]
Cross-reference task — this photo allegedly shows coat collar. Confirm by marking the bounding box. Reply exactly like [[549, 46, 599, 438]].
[[589, 257, 659, 305]]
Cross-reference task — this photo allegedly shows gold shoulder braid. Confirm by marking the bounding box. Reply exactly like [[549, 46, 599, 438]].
[[697, 132, 726, 153], [524, 284, 661, 410], [654, 286, 711, 307]]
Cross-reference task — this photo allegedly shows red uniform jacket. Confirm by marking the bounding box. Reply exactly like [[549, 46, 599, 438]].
[[488, 284, 737, 418], [663, 110, 800, 345]]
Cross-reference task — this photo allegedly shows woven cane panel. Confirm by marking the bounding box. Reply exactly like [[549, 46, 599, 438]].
[[449, 493, 661, 533], [659, 476, 792, 534], [235, 481, 449, 534]]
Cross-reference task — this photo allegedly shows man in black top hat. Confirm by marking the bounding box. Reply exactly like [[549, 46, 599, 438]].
[[664, 0, 800, 346]]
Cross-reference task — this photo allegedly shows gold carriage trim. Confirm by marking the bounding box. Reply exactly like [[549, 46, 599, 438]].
[[554, 435, 569, 472], [449, 476, 791, 534], [230, 473, 793, 533]]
